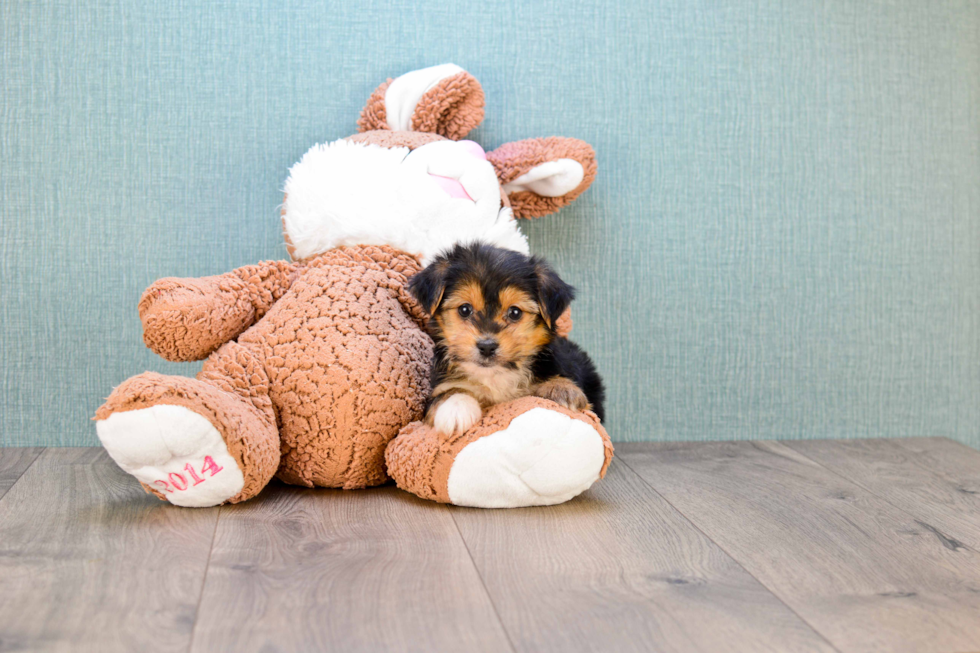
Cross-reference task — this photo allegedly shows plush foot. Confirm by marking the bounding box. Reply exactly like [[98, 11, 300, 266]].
[[95, 372, 280, 507], [97, 404, 247, 507], [386, 397, 613, 508]]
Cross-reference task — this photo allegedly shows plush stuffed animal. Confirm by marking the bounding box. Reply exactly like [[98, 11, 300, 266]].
[[95, 64, 613, 509]]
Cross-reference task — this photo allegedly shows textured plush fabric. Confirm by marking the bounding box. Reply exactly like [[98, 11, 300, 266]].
[[95, 370, 280, 503], [488, 138, 598, 219], [410, 71, 485, 139], [358, 69, 485, 139], [386, 396, 612, 504], [140, 261, 299, 362], [346, 130, 444, 151], [2, 0, 979, 448], [102, 245, 433, 492], [357, 80, 393, 134], [241, 245, 431, 488]]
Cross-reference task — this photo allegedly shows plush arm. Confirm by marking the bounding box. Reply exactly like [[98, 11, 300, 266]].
[[138, 260, 300, 362]]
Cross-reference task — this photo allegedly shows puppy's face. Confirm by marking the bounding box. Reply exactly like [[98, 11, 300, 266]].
[[409, 243, 575, 371], [437, 280, 549, 368]]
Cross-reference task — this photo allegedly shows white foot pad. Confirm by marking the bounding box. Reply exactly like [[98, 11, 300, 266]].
[[96, 405, 245, 507], [446, 407, 606, 508]]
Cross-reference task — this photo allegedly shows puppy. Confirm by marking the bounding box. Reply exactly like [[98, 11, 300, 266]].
[[408, 242, 605, 435]]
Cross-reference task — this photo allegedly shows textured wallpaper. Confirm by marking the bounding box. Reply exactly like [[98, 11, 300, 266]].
[[2, 0, 978, 447]]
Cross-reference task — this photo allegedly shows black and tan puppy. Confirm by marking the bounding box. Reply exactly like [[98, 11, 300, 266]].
[[408, 242, 605, 435]]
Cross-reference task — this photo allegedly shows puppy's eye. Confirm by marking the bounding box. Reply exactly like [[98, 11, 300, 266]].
[[458, 304, 473, 318], [506, 306, 523, 322]]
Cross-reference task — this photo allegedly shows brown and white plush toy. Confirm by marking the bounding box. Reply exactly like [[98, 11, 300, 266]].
[[95, 64, 612, 509]]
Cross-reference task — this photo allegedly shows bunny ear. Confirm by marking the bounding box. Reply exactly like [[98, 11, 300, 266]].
[[487, 137, 597, 219], [357, 64, 485, 140]]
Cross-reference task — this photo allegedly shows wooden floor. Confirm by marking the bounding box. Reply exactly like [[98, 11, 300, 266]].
[[2, 439, 980, 652]]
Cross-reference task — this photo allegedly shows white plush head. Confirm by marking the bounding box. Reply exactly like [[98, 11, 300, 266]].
[[282, 138, 528, 264], [280, 63, 598, 263]]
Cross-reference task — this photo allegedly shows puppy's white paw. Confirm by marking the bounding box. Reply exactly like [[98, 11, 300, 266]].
[[433, 394, 482, 435]]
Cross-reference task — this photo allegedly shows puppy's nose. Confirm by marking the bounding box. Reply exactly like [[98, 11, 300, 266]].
[[477, 339, 499, 357]]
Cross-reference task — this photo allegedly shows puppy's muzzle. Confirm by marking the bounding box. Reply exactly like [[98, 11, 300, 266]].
[[476, 338, 499, 358]]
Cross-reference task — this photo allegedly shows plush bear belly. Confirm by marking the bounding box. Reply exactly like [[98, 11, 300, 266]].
[[238, 245, 432, 489]]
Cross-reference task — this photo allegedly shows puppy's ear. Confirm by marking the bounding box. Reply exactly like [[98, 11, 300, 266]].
[[408, 258, 450, 314], [533, 258, 576, 329]]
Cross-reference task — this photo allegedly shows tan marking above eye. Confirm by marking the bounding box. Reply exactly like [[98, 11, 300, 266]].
[[498, 287, 539, 320], [442, 281, 485, 313]]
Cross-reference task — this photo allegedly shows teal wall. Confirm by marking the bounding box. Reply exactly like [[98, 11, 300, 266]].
[[2, 0, 978, 447]]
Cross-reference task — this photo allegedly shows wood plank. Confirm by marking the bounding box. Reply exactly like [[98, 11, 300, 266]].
[[191, 482, 512, 653], [450, 460, 837, 653], [784, 439, 980, 550], [892, 437, 980, 488], [34, 446, 114, 465], [619, 441, 980, 653], [0, 447, 44, 500], [0, 447, 218, 652]]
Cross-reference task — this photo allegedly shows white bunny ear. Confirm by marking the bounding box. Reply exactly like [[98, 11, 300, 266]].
[[488, 137, 597, 219], [502, 159, 585, 197], [358, 64, 485, 139], [384, 64, 464, 131]]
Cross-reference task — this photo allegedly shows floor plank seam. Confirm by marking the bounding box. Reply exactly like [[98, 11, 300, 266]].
[[186, 507, 222, 653], [447, 508, 519, 653], [0, 447, 46, 505], [779, 443, 980, 555], [615, 454, 845, 653]]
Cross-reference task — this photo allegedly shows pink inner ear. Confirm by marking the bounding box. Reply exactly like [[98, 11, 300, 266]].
[[429, 174, 475, 201], [458, 140, 486, 160]]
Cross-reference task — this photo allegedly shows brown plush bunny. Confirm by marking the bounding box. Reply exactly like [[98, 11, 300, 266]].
[[95, 64, 612, 508]]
